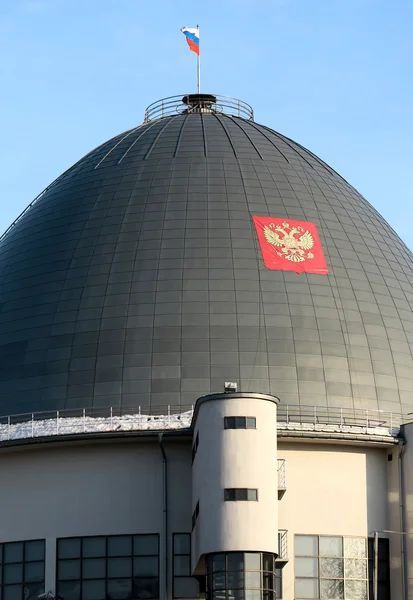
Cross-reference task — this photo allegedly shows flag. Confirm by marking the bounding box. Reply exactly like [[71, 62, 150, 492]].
[[181, 27, 200, 55], [252, 216, 328, 274]]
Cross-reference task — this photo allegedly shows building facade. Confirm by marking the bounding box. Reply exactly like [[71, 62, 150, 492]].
[[0, 94, 412, 600]]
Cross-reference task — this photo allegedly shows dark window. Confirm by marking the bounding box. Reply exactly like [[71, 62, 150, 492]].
[[206, 552, 277, 600], [368, 537, 390, 600], [192, 432, 199, 464], [192, 502, 200, 531], [224, 417, 256, 429], [0, 540, 45, 600], [224, 489, 258, 501], [57, 534, 159, 600], [173, 534, 200, 598]]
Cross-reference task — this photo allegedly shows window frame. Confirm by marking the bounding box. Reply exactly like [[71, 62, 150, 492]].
[[172, 533, 200, 599], [224, 416, 257, 430], [56, 533, 160, 600], [294, 534, 368, 600], [224, 488, 258, 501], [0, 539, 46, 600]]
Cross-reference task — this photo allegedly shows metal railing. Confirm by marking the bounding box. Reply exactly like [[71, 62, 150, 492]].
[[143, 94, 254, 123], [277, 459, 286, 490], [0, 404, 403, 444], [277, 530, 288, 562]]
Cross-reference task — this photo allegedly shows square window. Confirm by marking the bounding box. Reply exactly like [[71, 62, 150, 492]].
[[82, 558, 106, 580], [247, 489, 258, 501], [319, 536, 342, 557], [295, 577, 319, 598], [24, 561, 44, 583], [173, 535, 190, 555], [134, 535, 159, 557], [4, 544, 23, 564], [107, 557, 132, 579], [3, 564, 23, 585], [25, 541, 45, 562], [246, 417, 256, 428], [133, 577, 159, 599], [107, 537, 132, 557], [83, 579, 106, 600], [174, 556, 190, 577], [296, 557, 318, 578], [134, 557, 158, 577], [83, 537, 106, 558], [295, 536, 318, 557], [58, 539, 81, 560], [58, 560, 81, 581], [3, 585, 22, 600]]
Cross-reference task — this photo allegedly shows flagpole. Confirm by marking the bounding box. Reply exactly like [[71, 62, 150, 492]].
[[197, 24, 200, 93]]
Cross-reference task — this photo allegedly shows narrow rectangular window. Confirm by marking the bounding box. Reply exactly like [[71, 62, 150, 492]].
[[173, 534, 200, 598], [224, 417, 256, 429], [191, 432, 199, 464], [191, 502, 199, 531], [224, 488, 258, 501]]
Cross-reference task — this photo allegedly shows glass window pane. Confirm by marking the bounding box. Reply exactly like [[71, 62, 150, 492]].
[[227, 554, 244, 571], [296, 557, 318, 578], [245, 572, 261, 589], [235, 417, 246, 428], [82, 558, 106, 579], [173, 576, 200, 598], [225, 417, 235, 429], [108, 536, 132, 557], [174, 556, 190, 576], [245, 591, 260, 600], [320, 579, 344, 599], [4, 564, 23, 585], [295, 578, 319, 598], [4, 543, 23, 564], [295, 536, 318, 556], [133, 577, 159, 599], [275, 572, 282, 598], [25, 541, 45, 562], [262, 554, 275, 573], [224, 489, 235, 501], [228, 571, 244, 589], [134, 535, 159, 556], [174, 534, 190, 556], [213, 573, 226, 590], [57, 581, 81, 600], [246, 418, 256, 429], [83, 537, 106, 558], [344, 579, 367, 600], [235, 490, 247, 501], [344, 537, 366, 558], [319, 558, 343, 578], [134, 557, 159, 577], [107, 578, 132, 600], [58, 559, 81, 580], [3, 585, 22, 600], [344, 558, 367, 579], [58, 539, 81, 560], [247, 489, 258, 501], [213, 555, 226, 572], [244, 553, 260, 571], [25, 582, 45, 600], [107, 557, 132, 578], [319, 537, 342, 557], [263, 572, 274, 591], [83, 579, 106, 600], [24, 561, 44, 583]]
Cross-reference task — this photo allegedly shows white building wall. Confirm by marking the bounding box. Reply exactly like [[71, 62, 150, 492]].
[[278, 442, 390, 600], [0, 437, 192, 598], [191, 394, 278, 570]]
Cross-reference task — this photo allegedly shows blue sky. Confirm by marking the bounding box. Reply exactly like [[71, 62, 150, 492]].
[[1, 0, 412, 247]]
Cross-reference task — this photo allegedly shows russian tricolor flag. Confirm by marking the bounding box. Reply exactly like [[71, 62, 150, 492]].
[[181, 27, 200, 55]]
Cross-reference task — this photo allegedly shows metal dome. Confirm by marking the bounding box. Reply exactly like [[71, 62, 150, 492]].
[[1, 94, 413, 418]]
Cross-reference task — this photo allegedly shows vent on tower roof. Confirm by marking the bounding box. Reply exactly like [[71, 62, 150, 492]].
[[144, 94, 254, 123]]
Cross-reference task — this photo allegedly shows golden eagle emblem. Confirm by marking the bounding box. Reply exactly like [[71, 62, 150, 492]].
[[263, 221, 315, 263]]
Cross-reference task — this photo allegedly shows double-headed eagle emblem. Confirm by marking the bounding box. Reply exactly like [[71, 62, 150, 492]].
[[263, 221, 315, 263]]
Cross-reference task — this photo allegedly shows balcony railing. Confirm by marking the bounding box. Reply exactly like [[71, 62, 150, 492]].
[[0, 404, 403, 444], [277, 459, 286, 499], [277, 530, 288, 564]]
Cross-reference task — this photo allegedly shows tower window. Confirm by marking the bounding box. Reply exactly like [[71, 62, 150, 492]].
[[224, 488, 258, 501], [224, 417, 256, 429]]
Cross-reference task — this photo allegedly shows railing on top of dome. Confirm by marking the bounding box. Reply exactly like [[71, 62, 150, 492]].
[[0, 404, 403, 444], [143, 94, 254, 123]]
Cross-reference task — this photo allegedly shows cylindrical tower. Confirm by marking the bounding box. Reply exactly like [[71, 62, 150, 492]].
[[191, 391, 279, 600]]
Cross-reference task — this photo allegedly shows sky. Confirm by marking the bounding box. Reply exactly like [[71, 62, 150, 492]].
[[0, 0, 413, 247]]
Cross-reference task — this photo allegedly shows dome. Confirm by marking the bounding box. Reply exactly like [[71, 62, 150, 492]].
[[1, 94, 413, 417]]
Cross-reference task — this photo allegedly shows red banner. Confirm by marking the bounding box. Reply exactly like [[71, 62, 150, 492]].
[[253, 216, 328, 274]]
